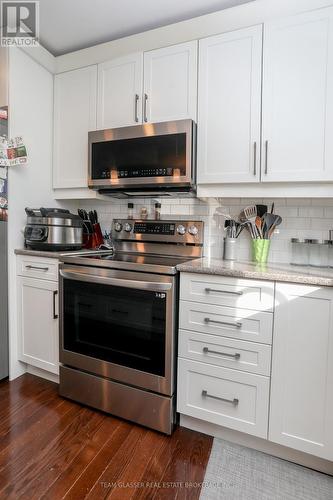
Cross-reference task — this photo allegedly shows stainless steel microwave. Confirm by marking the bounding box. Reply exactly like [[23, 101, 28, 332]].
[[88, 119, 196, 197]]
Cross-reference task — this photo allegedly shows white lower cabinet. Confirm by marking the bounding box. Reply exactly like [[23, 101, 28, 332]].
[[177, 358, 270, 438], [178, 273, 272, 440], [178, 273, 333, 464], [179, 329, 271, 376], [17, 262, 59, 375], [269, 283, 333, 461]]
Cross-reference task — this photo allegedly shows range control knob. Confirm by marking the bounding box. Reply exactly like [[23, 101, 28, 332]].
[[114, 222, 123, 232], [188, 225, 199, 236], [177, 224, 186, 235], [124, 222, 132, 232]]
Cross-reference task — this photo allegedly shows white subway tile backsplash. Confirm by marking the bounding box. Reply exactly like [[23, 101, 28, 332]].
[[298, 207, 324, 218], [79, 196, 333, 265]]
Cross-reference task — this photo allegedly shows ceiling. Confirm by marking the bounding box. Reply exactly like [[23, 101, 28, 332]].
[[38, 0, 253, 56]]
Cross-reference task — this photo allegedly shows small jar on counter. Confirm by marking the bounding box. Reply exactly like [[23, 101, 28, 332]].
[[154, 202, 161, 221], [223, 238, 238, 261], [307, 239, 329, 267], [140, 206, 148, 220], [127, 202, 134, 220], [290, 238, 309, 266]]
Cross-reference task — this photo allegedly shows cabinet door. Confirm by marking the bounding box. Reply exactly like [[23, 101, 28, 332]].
[[97, 53, 143, 129], [17, 277, 59, 375], [262, 8, 333, 182], [197, 25, 262, 184], [53, 65, 97, 189], [143, 41, 197, 123], [270, 283, 333, 460]]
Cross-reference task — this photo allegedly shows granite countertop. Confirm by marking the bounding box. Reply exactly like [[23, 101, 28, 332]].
[[176, 258, 333, 287], [14, 248, 108, 259]]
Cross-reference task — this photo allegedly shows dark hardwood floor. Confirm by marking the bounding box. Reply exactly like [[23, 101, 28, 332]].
[[0, 374, 213, 499]]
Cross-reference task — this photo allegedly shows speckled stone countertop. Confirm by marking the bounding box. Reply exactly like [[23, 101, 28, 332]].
[[14, 248, 107, 259], [177, 258, 333, 287]]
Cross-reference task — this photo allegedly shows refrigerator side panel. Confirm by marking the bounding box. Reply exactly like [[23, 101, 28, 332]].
[[0, 222, 8, 379]]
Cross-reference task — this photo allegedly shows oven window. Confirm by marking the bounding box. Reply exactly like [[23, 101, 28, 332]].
[[91, 133, 186, 180], [63, 279, 166, 376]]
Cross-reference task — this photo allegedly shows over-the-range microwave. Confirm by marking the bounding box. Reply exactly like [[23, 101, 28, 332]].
[[88, 119, 196, 197]]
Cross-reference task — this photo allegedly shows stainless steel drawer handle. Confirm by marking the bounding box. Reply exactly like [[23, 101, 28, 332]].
[[25, 265, 49, 271], [205, 287, 243, 296], [253, 141, 257, 176], [264, 140, 268, 174], [203, 347, 240, 359], [202, 390, 239, 406], [134, 93, 139, 122], [143, 93, 148, 122], [53, 290, 58, 319], [204, 317, 242, 329]]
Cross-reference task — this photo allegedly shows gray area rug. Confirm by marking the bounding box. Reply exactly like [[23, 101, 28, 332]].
[[200, 439, 333, 500]]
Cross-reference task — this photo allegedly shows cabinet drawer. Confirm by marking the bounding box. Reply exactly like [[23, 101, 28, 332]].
[[17, 255, 59, 281], [180, 273, 274, 312], [179, 330, 271, 376], [177, 358, 269, 438], [179, 301, 273, 344]]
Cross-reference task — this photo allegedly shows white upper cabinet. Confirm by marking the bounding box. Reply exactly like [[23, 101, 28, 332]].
[[270, 283, 333, 461], [53, 65, 97, 189], [97, 53, 143, 129], [143, 41, 197, 123], [262, 7, 333, 182], [197, 25, 262, 184]]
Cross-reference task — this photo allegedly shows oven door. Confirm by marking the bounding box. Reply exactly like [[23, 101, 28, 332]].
[[59, 264, 176, 396]]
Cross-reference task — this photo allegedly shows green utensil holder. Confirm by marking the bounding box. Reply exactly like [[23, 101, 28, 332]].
[[252, 239, 271, 264]]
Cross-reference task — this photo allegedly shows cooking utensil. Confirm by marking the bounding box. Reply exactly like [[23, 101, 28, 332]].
[[255, 216, 263, 238], [271, 202, 275, 214], [243, 205, 257, 221], [262, 213, 282, 238], [256, 205, 268, 218]]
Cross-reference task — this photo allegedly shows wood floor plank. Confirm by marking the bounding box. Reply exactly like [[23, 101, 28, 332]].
[[0, 402, 78, 494], [11, 410, 106, 499], [41, 416, 123, 499], [0, 375, 212, 500], [0, 393, 72, 468], [132, 428, 187, 500], [106, 430, 167, 500], [64, 421, 133, 499], [85, 425, 147, 500]]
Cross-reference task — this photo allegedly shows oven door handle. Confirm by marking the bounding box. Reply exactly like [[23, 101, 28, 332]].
[[59, 270, 173, 292]]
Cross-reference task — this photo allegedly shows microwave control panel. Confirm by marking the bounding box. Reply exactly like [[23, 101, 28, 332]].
[[134, 222, 175, 235], [118, 167, 173, 178]]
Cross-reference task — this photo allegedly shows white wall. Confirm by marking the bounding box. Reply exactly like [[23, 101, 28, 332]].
[[7, 48, 74, 379]]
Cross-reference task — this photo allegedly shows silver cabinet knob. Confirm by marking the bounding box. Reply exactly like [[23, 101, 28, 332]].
[[188, 225, 198, 236], [124, 222, 132, 232], [177, 224, 186, 235], [114, 222, 123, 232]]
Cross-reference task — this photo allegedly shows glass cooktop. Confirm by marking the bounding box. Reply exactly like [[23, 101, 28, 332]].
[[62, 251, 197, 275]]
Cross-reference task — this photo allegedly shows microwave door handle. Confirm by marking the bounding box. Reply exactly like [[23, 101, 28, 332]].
[[59, 270, 172, 292]]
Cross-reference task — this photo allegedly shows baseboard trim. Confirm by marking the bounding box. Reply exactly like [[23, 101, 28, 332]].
[[26, 365, 59, 384], [180, 415, 333, 476]]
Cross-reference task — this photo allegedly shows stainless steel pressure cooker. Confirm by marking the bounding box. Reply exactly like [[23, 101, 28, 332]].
[[24, 208, 84, 251]]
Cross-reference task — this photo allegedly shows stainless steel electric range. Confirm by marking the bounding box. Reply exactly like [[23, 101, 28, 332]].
[[58, 219, 204, 434]]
